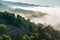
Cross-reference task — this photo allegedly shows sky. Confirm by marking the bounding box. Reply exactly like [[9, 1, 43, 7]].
[[2, 0, 60, 7]]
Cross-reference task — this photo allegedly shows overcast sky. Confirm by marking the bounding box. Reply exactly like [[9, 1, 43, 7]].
[[2, 0, 60, 7]]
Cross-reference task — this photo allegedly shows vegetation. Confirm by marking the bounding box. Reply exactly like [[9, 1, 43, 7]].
[[0, 11, 60, 40]]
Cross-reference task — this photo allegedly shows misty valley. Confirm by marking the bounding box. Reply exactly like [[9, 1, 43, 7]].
[[0, 0, 60, 40]]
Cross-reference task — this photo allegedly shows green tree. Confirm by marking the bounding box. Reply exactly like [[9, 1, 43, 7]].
[[30, 33, 40, 40], [2, 35, 11, 40], [0, 24, 6, 35], [23, 34, 29, 40], [0, 36, 2, 40]]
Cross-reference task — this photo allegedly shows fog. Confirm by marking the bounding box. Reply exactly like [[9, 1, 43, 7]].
[[14, 6, 60, 30]]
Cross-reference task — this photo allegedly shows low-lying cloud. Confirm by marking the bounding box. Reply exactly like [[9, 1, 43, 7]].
[[14, 6, 60, 30]]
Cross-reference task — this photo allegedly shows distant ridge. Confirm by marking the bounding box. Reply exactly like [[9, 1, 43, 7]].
[[0, 1, 40, 7], [0, 0, 50, 7]]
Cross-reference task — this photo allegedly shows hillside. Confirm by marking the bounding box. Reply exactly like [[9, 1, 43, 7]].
[[0, 11, 60, 40]]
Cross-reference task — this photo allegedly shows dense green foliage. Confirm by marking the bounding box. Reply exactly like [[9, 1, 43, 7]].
[[0, 11, 60, 40], [0, 24, 11, 40]]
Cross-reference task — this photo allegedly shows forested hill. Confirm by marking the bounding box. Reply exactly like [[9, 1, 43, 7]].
[[0, 11, 60, 40]]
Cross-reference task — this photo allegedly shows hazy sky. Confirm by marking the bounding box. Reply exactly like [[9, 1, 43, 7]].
[[2, 0, 60, 7]]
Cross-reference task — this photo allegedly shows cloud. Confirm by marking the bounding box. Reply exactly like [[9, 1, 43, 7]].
[[12, 6, 60, 27], [30, 7, 60, 25]]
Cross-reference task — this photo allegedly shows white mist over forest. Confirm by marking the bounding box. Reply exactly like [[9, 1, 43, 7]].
[[14, 6, 60, 24], [14, 6, 60, 30], [0, 0, 60, 40], [0, 0, 60, 30]]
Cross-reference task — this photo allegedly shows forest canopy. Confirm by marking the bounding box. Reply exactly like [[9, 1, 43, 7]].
[[0, 11, 60, 40]]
